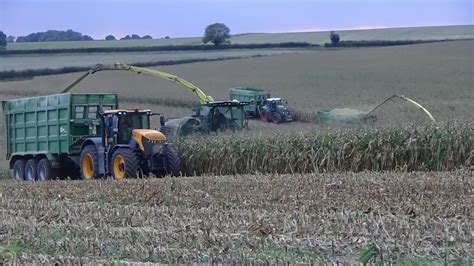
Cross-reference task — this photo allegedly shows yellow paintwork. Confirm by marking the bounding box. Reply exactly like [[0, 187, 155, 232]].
[[82, 154, 94, 179], [132, 129, 166, 151], [113, 155, 125, 179]]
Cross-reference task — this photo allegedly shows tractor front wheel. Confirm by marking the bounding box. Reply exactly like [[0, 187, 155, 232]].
[[111, 149, 139, 179], [154, 145, 181, 177], [165, 145, 181, 177]]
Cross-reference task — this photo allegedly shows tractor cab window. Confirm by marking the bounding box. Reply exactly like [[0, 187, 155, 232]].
[[117, 113, 150, 143]]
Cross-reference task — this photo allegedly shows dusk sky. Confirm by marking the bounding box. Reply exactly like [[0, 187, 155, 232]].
[[1, 0, 472, 39]]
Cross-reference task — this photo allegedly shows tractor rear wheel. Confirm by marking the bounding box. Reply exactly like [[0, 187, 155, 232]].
[[80, 145, 100, 180], [111, 149, 139, 179], [272, 113, 283, 124], [12, 159, 26, 181], [260, 111, 269, 122], [25, 159, 38, 181]]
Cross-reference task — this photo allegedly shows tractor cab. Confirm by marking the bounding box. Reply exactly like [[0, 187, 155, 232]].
[[264, 98, 285, 107], [102, 109, 166, 148]]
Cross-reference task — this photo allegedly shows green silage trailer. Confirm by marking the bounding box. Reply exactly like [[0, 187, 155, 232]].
[[229, 87, 270, 117], [2, 93, 119, 180]]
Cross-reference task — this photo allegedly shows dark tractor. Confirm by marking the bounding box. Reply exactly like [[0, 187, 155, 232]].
[[259, 98, 293, 124]]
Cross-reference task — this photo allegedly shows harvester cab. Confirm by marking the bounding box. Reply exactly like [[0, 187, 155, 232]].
[[259, 98, 293, 124], [195, 101, 248, 133]]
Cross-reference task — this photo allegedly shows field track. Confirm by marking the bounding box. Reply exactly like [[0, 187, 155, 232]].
[[0, 171, 472, 264]]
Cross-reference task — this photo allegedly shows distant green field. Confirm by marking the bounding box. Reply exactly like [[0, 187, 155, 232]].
[[231, 25, 474, 44], [7, 25, 473, 50], [0, 49, 303, 71], [7, 37, 202, 50]]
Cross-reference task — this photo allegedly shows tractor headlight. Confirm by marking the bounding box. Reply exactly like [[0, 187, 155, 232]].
[[152, 143, 165, 154]]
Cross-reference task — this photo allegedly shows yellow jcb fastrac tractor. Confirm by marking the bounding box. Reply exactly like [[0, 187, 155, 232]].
[[88, 108, 181, 179]]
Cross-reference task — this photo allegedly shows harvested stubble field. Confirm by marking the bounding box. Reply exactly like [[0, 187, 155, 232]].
[[0, 171, 472, 264]]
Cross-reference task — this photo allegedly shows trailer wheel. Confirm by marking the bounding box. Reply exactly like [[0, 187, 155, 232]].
[[81, 145, 100, 180], [37, 158, 54, 181], [12, 159, 26, 181], [111, 149, 139, 179], [25, 159, 38, 181]]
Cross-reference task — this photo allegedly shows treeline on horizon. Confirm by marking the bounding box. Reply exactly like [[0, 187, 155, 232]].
[[13, 30, 156, 43], [0, 42, 315, 55], [15, 30, 93, 42]]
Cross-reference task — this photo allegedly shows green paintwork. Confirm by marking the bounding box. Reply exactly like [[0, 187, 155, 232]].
[[229, 87, 270, 116], [2, 93, 118, 160]]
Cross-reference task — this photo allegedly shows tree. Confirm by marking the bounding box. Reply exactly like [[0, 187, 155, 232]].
[[330, 31, 340, 46], [142, 35, 152, 39], [0, 31, 6, 49], [105, 35, 116, 41], [131, 34, 141, 39], [121, 35, 132, 40], [7, 36, 15, 43], [203, 23, 230, 46]]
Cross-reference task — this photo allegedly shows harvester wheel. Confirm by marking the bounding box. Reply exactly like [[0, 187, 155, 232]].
[[12, 159, 26, 181], [37, 158, 54, 181], [260, 111, 269, 122], [272, 113, 283, 124], [111, 149, 139, 179], [80, 145, 100, 180], [25, 159, 38, 181]]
